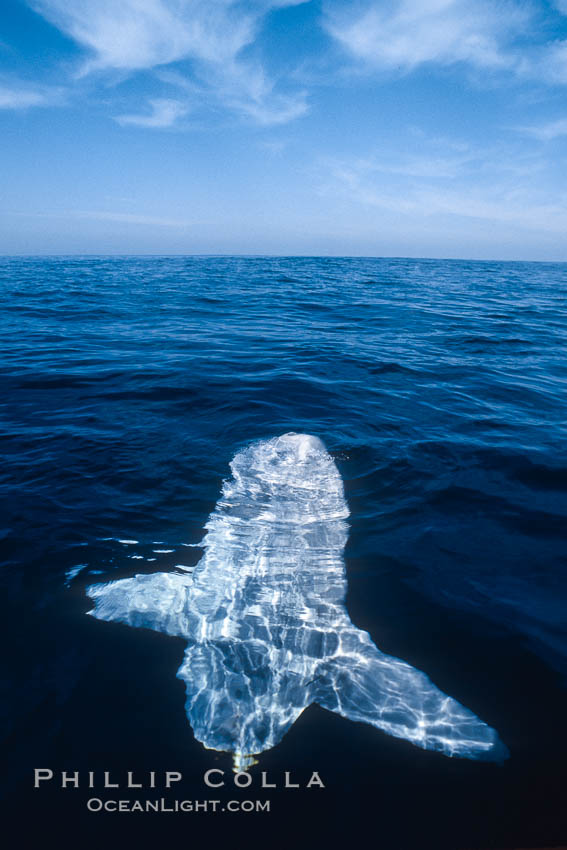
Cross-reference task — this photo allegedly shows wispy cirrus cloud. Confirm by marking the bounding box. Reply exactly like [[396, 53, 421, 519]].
[[14, 0, 567, 130], [202, 59, 308, 124], [28, 0, 310, 125], [321, 137, 564, 235], [13, 208, 196, 228], [517, 116, 567, 141], [116, 97, 190, 128], [0, 80, 63, 109], [156, 61, 308, 125], [0, 86, 46, 109], [537, 39, 567, 84], [322, 0, 567, 86], [322, 0, 526, 74], [31, 0, 259, 72]]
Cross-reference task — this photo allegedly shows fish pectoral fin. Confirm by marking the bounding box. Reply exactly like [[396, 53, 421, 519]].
[[86, 571, 193, 638], [313, 639, 505, 760]]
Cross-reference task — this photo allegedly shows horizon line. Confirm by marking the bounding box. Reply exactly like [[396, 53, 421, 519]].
[[1, 253, 566, 265]]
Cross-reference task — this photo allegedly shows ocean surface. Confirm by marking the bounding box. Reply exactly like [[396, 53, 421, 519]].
[[1, 255, 567, 848]]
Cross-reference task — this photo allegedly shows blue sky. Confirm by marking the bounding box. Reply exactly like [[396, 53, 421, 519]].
[[1, 0, 567, 259]]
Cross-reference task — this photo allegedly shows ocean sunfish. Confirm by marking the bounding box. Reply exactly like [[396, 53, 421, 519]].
[[87, 433, 504, 764]]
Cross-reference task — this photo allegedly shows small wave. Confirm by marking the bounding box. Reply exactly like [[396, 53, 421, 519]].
[[368, 362, 421, 376], [64, 564, 87, 586]]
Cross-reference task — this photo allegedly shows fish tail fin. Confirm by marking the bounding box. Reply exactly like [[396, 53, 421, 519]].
[[313, 632, 506, 760]]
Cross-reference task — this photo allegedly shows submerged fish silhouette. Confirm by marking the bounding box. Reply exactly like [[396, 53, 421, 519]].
[[87, 433, 504, 764]]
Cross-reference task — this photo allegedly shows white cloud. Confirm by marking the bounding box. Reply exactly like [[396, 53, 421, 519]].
[[536, 38, 567, 84], [322, 1, 567, 90], [20, 0, 567, 129], [0, 87, 45, 108], [323, 0, 526, 74], [29, 0, 310, 124], [203, 58, 309, 124], [31, 0, 254, 72], [347, 152, 471, 179], [0, 83, 60, 109], [75, 210, 193, 227], [518, 116, 567, 140], [158, 58, 307, 125], [14, 209, 196, 227], [322, 139, 567, 235], [116, 97, 189, 127]]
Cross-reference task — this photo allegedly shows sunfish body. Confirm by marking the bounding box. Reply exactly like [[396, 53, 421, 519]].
[[87, 433, 504, 762]]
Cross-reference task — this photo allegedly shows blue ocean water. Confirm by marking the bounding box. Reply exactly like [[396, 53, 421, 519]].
[[2, 256, 567, 847]]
